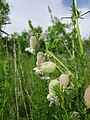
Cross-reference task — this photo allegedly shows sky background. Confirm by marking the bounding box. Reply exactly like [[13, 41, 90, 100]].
[[5, 0, 90, 38]]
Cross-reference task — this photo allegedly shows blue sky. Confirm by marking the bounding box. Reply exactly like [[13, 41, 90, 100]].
[[5, 0, 90, 38], [62, 0, 90, 8]]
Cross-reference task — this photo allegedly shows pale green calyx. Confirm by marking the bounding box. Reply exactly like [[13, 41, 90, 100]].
[[47, 79, 60, 106], [40, 61, 56, 74], [36, 51, 45, 67], [84, 85, 90, 108], [59, 74, 69, 89], [30, 36, 38, 49]]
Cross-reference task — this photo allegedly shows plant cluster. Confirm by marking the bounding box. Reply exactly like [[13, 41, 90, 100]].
[[1, 0, 90, 120], [24, 0, 90, 119]]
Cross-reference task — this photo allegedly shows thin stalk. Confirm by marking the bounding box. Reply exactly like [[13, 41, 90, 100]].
[[24, 88, 38, 110], [63, 41, 72, 57], [13, 38, 19, 120], [42, 35, 73, 75], [72, 38, 75, 59], [76, 18, 83, 55], [56, 65, 63, 73], [48, 51, 73, 76], [18, 43, 29, 120], [73, 0, 84, 55], [17, 68, 29, 120]]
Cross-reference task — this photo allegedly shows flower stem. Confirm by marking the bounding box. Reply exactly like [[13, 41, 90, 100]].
[[73, 0, 84, 55], [48, 50, 73, 76]]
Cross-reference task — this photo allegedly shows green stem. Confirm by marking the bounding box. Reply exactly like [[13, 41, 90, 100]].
[[64, 41, 72, 57], [73, 0, 84, 55], [72, 38, 75, 59], [76, 18, 83, 55], [48, 51, 73, 76], [56, 65, 63, 73]]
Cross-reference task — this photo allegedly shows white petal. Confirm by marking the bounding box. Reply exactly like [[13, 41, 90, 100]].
[[47, 94, 52, 100], [41, 76, 50, 80], [25, 47, 30, 51], [29, 48, 35, 55]]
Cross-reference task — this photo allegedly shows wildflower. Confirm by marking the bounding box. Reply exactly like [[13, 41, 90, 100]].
[[47, 79, 60, 106], [33, 51, 45, 76], [30, 36, 38, 49], [25, 47, 35, 55], [33, 66, 50, 79], [34, 54, 55, 80], [40, 61, 56, 74], [36, 51, 45, 67], [25, 36, 38, 55], [49, 79, 60, 94], [47, 94, 59, 106], [25, 47, 31, 52], [59, 74, 69, 90], [33, 67, 42, 75], [84, 85, 90, 108], [41, 76, 50, 80]]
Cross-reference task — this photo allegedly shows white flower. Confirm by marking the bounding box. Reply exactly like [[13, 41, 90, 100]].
[[40, 61, 56, 74], [59, 74, 69, 90], [41, 76, 50, 80], [33, 67, 42, 74], [29, 48, 35, 55], [25, 47, 35, 55], [84, 85, 90, 108], [25, 47, 31, 52], [47, 94, 59, 106], [25, 36, 39, 55], [47, 94, 55, 106]]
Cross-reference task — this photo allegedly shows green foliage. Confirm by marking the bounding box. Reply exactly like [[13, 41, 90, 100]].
[[0, 0, 9, 24], [28, 20, 42, 35], [44, 15, 71, 54], [0, 0, 10, 35]]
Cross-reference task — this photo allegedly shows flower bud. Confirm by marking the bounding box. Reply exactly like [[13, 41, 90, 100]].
[[84, 85, 90, 108], [40, 61, 56, 74], [30, 36, 38, 49], [59, 74, 69, 89]]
